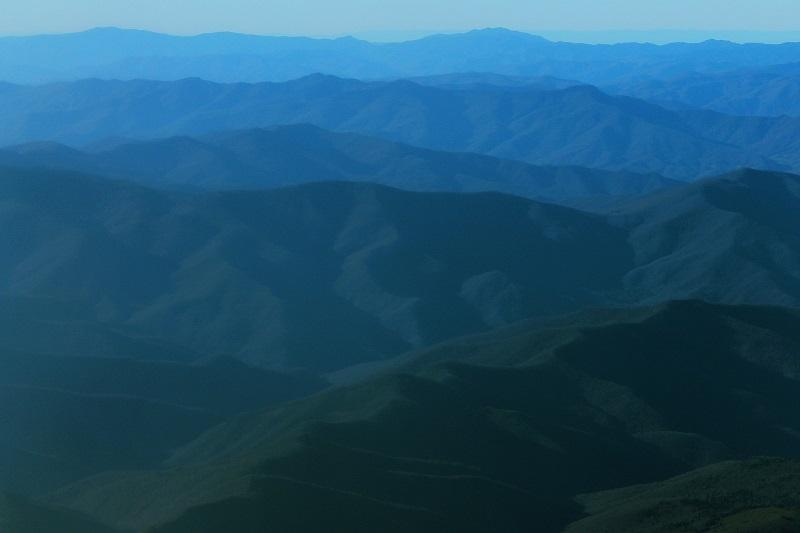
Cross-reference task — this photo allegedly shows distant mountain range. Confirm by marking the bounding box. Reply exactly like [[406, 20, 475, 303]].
[[0, 124, 677, 205], [2, 165, 799, 375], [3, 27, 800, 85], [1, 76, 799, 180], [48, 300, 800, 532]]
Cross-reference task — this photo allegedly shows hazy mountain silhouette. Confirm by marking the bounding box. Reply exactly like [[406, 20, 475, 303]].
[[0, 76, 796, 179], [3, 27, 800, 85]]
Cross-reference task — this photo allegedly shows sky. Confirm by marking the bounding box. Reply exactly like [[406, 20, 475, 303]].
[[2, 0, 799, 42]]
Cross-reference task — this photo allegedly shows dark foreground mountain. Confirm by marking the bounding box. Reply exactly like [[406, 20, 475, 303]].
[[3, 27, 800, 85], [0, 124, 678, 205], [48, 301, 800, 532], [1, 76, 798, 179], [2, 166, 800, 373], [0, 492, 117, 533], [0, 345, 323, 496], [564, 458, 800, 532]]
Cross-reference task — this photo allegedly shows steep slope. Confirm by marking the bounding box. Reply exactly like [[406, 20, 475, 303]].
[[564, 458, 800, 532], [1, 124, 679, 204], [51, 301, 800, 532], [0, 77, 793, 180], [616, 168, 800, 308]]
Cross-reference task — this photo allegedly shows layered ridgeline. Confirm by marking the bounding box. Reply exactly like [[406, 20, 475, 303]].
[[48, 301, 800, 532], [2, 27, 800, 85], [0, 166, 631, 371], [411, 68, 800, 118], [0, 76, 797, 180], [409, 68, 800, 118], [0, 124, 677, 205], [608, 62, 800, 117], [2, 166, 800, 373]]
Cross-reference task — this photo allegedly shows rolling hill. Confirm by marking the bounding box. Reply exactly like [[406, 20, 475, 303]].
[[0, 76, 796, 180], [48, 300, 800, 532]]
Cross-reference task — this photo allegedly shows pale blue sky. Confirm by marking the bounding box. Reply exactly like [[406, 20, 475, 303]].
[[3, 0, 799, 40]]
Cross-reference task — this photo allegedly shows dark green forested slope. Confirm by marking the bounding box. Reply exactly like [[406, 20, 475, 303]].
[[0, 492, 118, 533], [564, 458, 800, 532], [0, 346, 323, 496], [48, 301, 800, 532]]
